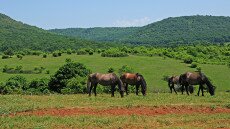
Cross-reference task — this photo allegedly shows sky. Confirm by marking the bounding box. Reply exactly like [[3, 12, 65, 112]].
[[0, 0, 230, 29]]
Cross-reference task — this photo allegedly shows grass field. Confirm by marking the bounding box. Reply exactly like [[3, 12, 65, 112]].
[[0, 54, 230, 128], [0, 54, 229, 92], [0, 93, 230, 128]]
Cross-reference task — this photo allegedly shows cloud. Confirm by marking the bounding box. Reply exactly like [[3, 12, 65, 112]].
[[113, 17, 152, 27]]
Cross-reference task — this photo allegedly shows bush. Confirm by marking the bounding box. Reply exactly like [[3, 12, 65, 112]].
[[29, 78, 49, 93], [101, 48, 129, 57], [17, 54, 23, 60], [228, 61, 230, 68], [77, 49, 87, 55], [0, 76, 28, 94], [43, 54, 47, 58], [66, 77, 87, 94], [89, 51, 94, 55], [118, 65, 134, 75], [190, 62, 198, 68], [184, 56, 193, 64], [196, 67, 202, 72], [52, 52, 59, 57], [108, 67, 115, 73], [48, 62, 91, 92], [2, 55, 10, 59]]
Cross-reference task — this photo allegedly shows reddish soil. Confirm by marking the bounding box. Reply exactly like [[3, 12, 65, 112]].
[[9, 106, 230, 117]]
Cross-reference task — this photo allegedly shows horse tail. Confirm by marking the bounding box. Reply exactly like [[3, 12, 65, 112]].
[[202, 74, 215, 96]]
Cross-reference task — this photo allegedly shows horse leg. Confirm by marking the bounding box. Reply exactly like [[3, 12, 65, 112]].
[[200, 84, 204, 96], [93, 84, 97, 96], [181, 85, 184, 95], [111, 85, 115, 97], [197, 85, 201, 96], [88, 83, 94, 97], [173, 84, 177, 94], [170, 85, 173, 93], [125, 83, 129, 95], [136, 84, 140, 95], [185, 84, 189, 95], [141, 85, 146, 96]]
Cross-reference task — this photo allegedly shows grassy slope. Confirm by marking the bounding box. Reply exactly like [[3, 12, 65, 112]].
[[0, 54, 229, 91]]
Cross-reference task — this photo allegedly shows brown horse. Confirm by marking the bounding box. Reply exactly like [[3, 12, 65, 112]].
[[87, 73, 124, 97], [168, 76, 194, 94], [179, 72, 215, 96], [120, 73, 147, 96]]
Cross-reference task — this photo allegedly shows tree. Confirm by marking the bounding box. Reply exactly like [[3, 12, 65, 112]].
[[48, 62, 91, 92]]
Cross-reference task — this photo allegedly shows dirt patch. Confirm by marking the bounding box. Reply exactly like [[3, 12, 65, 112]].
[[9, 106, 230, 117]]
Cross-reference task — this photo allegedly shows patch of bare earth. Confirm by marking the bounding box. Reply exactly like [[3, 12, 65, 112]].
[[8, 105, 230, 117]]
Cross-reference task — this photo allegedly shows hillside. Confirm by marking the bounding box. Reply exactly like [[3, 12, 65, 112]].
[[50, 15, 230, 45], [0, 13, 101, 52], [49, 27, 139, 42]]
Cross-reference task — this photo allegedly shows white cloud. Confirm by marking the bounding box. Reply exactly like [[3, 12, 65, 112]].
[[113, 17, 152, 27]]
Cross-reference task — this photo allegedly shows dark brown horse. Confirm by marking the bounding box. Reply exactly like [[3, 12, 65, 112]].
[[168, 76, 194, 94], [179, 72, 215, 96], [120, 73, 147, 96], [87, 73, 124, 97]]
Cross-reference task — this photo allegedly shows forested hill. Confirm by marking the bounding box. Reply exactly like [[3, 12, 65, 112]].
[[0, 13, 100, 52], [50, 15, 230, 45], [49, 27, 139, 42]]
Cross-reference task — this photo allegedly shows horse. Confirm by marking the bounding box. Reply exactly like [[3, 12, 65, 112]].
[[87, 73, 124, 97], [179, 72, 215, 96], [120, 73, 147, 96], [168, 75, 194, 94]]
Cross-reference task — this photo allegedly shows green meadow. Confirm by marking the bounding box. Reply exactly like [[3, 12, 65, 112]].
[[0, 54, 229, 92]]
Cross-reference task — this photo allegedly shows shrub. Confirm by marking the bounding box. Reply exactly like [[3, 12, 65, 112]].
[[184, 56, 193, 64], [65, 58, 72, 63], [52, 52, 59, 57], [29, 78, 49, 93], [48, 62, 91, 92], [2, 55, 10, 59], [77, 49, 87, 55], [196, 67, 202, 72], [89, 51, 94, 55], [118, 65, 134, 75], [4, 48, 14, 57], [101, 48, 129, 57], [228, 61, 230, 68], [108, 67, 115, 73], [45, 70, 50, 74], [0, 76, 28, 94], [16, 54, 23, 60], [190, 62, 198, 68], [43, 54, 47, 58], [66, 49, 72, 55], [66, 77, 87, 94]]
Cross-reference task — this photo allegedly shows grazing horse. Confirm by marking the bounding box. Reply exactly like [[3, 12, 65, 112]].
[[168, 76, 194, 94], [87, 73, 124, 97], [179, 72, 215, 96], [120, 73, 147, 96]]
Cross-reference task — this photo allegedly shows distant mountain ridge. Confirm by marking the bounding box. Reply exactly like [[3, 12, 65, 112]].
[[0, 13, 100, 52], [50, 15, 230, 45]]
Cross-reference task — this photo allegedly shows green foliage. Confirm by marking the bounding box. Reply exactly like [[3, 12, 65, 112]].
[[4, 48, 14, 56], [42, 54, 47, 58], [107, 67, 115, 73], [101, 48, 129, 57], [50, 16, 230, 46], [118, 65, 134, 75], [28, 78, 50, 94], [190, 62, 198, 68], [48, 62, 91, 92], [184, 56, 193, 64], [1, 55, 10, 59], [0, 75, 27, 94], [76, 49, 87, 55], [0, 13, 102, 52], [16, 54, 23, 60], [2, 65, 45, 74]]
